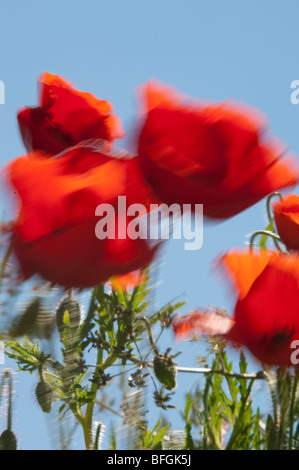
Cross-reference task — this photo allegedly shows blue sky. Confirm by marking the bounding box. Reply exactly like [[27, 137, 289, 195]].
[[0, 0, 299, 450]]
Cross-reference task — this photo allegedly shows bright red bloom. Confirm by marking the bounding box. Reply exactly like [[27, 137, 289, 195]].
[[6, 145, 157, 289], [173, 250, 299, 366], [273, 194, 299, 250], [17, 73, 124, 155], [138, 81, 298, 219]]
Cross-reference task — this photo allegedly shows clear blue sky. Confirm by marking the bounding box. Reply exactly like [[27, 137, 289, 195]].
[[0, 0, 299, 450]]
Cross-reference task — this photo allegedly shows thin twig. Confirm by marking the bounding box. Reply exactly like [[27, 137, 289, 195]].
[[96, 399, 125, 419], [176, 366, 267, 380]]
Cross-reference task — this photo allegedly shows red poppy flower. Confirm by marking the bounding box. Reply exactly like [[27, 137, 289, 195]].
[[273, 194, 299, 250], [17, 73, 124, 155], [5, 144, 157, 289], [173, 250, 299, 366], [138, 81, 298, 219]]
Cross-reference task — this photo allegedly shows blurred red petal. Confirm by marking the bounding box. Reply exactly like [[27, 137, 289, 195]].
[[109, 270, 146, 292], [173, 311, 235, 340], [6, 146, 158, 289], [273, 194, 299, 250], [138, 81, 299, 219], [17, 72, 124, 155]]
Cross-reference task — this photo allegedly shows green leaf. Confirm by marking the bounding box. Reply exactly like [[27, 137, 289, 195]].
[[184, 421, 195, 450]]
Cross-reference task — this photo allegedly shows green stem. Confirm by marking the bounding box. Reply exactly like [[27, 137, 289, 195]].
[[73, 407, 85, 427], [264, 367, 279, 426], [288, 370, 299, 450], [249, 230, 282, 251], [0, 243, 12, 290], [38, 364, 45, 382], [2, 370, 13, 431], [266, 192, 283, 227], [78, 287, 99, 341], [226, 378, 255, 450], [277, 368, 289, 450], [93, 423, 102, 450], [75, 285, 133, 449], [83, 348, 102, 450], [176, 366, 266, 380], [266, 192, 284, 252], [83, 347, 119, 450], [140, 316, 159, 355]]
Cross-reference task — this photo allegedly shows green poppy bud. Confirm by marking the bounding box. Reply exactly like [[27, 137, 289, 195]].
[[153, 355, 176, 390], [0, 429, 17, 450], [56, 297, 81, 335], [35, 381, 53, 413]]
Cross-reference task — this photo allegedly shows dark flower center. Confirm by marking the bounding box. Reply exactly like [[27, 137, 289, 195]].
[[262, 328, 295, 347]]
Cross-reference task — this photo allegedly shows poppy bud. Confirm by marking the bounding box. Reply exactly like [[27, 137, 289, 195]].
[[9, 297, 41, 337], [0, 429, 17, 450], [35, 381, 53, 413], [56, 297, 81, 336], [153, 355, 176, 390], [9, 297, 55, 339]]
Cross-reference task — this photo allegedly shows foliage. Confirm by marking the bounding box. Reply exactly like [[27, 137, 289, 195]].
[[2, 192, 299, 450]]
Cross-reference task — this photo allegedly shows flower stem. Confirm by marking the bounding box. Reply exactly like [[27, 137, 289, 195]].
[[6, 371, 13, 432], [176, 366, 266, 380], [288, 370, 299, 449], [266, 192, 283, 227], [83, 347, 119, 450], [266, 192, 283, 252], [264, 367, 279, 427], [249, 230, 282, 251], [0, 243, 12, 290], [140, 316, 159, 355]]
